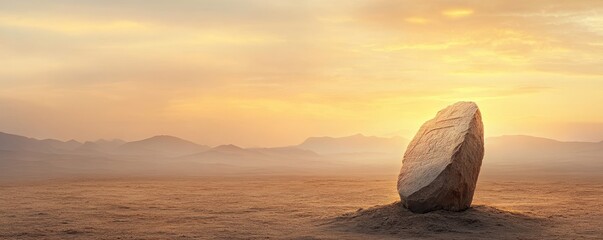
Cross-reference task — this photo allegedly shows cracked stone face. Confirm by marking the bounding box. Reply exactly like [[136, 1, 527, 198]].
[[397, 101, 484, 213]]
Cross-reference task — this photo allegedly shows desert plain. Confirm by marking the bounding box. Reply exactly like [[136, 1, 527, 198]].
[[1, 174, 602, 239]]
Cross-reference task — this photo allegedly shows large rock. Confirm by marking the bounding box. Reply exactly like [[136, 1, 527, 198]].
[[397, 101, 484, 213]]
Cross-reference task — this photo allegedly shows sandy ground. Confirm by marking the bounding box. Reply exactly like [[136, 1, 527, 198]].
[[0, 176, 601, 239]]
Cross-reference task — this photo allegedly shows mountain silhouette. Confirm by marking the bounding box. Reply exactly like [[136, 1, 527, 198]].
[[0, 132, 77, 153], [1, 131, 602, 180], [481, 135, 603, 178], [486, 135, 603, 162], [115, 135, 209, 157]]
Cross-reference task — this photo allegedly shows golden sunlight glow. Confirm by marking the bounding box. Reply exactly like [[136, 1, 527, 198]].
[[1, 1, 603, 146]]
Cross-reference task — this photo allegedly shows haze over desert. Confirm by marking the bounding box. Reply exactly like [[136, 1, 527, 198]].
[[2, 126, 603, 239], [2, 0, 603, 239]]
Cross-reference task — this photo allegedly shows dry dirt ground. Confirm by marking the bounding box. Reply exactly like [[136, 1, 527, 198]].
[[0, 176, 601, 239]]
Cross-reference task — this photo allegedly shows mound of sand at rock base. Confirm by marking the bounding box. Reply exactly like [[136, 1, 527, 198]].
[[323, 202, 550, 239]]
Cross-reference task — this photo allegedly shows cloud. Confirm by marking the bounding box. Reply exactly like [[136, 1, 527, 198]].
[[0, 0, 602, 145], [355, 0, 603, 75], [441, 8, 474, 18], [0, 15, 150, 34], [0, 0, 317, 31]]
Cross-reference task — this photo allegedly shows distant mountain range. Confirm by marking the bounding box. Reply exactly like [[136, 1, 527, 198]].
[[1, 131, 602, 181], [0, 131, 407, 158], [0, 132, 70, 153], [486, 135, 603, 162], [115, 135, 210, 157], [481, 135, 603, 178]]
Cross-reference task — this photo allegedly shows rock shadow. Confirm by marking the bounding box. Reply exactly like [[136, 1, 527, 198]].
[[324, 202, 549, 239]]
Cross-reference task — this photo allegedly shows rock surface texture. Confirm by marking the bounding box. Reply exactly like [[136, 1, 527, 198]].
[[397, 101, 484, 213]]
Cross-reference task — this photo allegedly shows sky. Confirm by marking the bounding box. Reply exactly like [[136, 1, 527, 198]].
[[1, 0, 602, 146]]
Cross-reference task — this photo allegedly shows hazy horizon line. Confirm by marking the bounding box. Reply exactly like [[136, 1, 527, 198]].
[[2, 130, 601, 149]]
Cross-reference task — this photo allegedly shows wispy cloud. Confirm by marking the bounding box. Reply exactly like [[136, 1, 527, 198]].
[[0, 0, 602, 145]]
